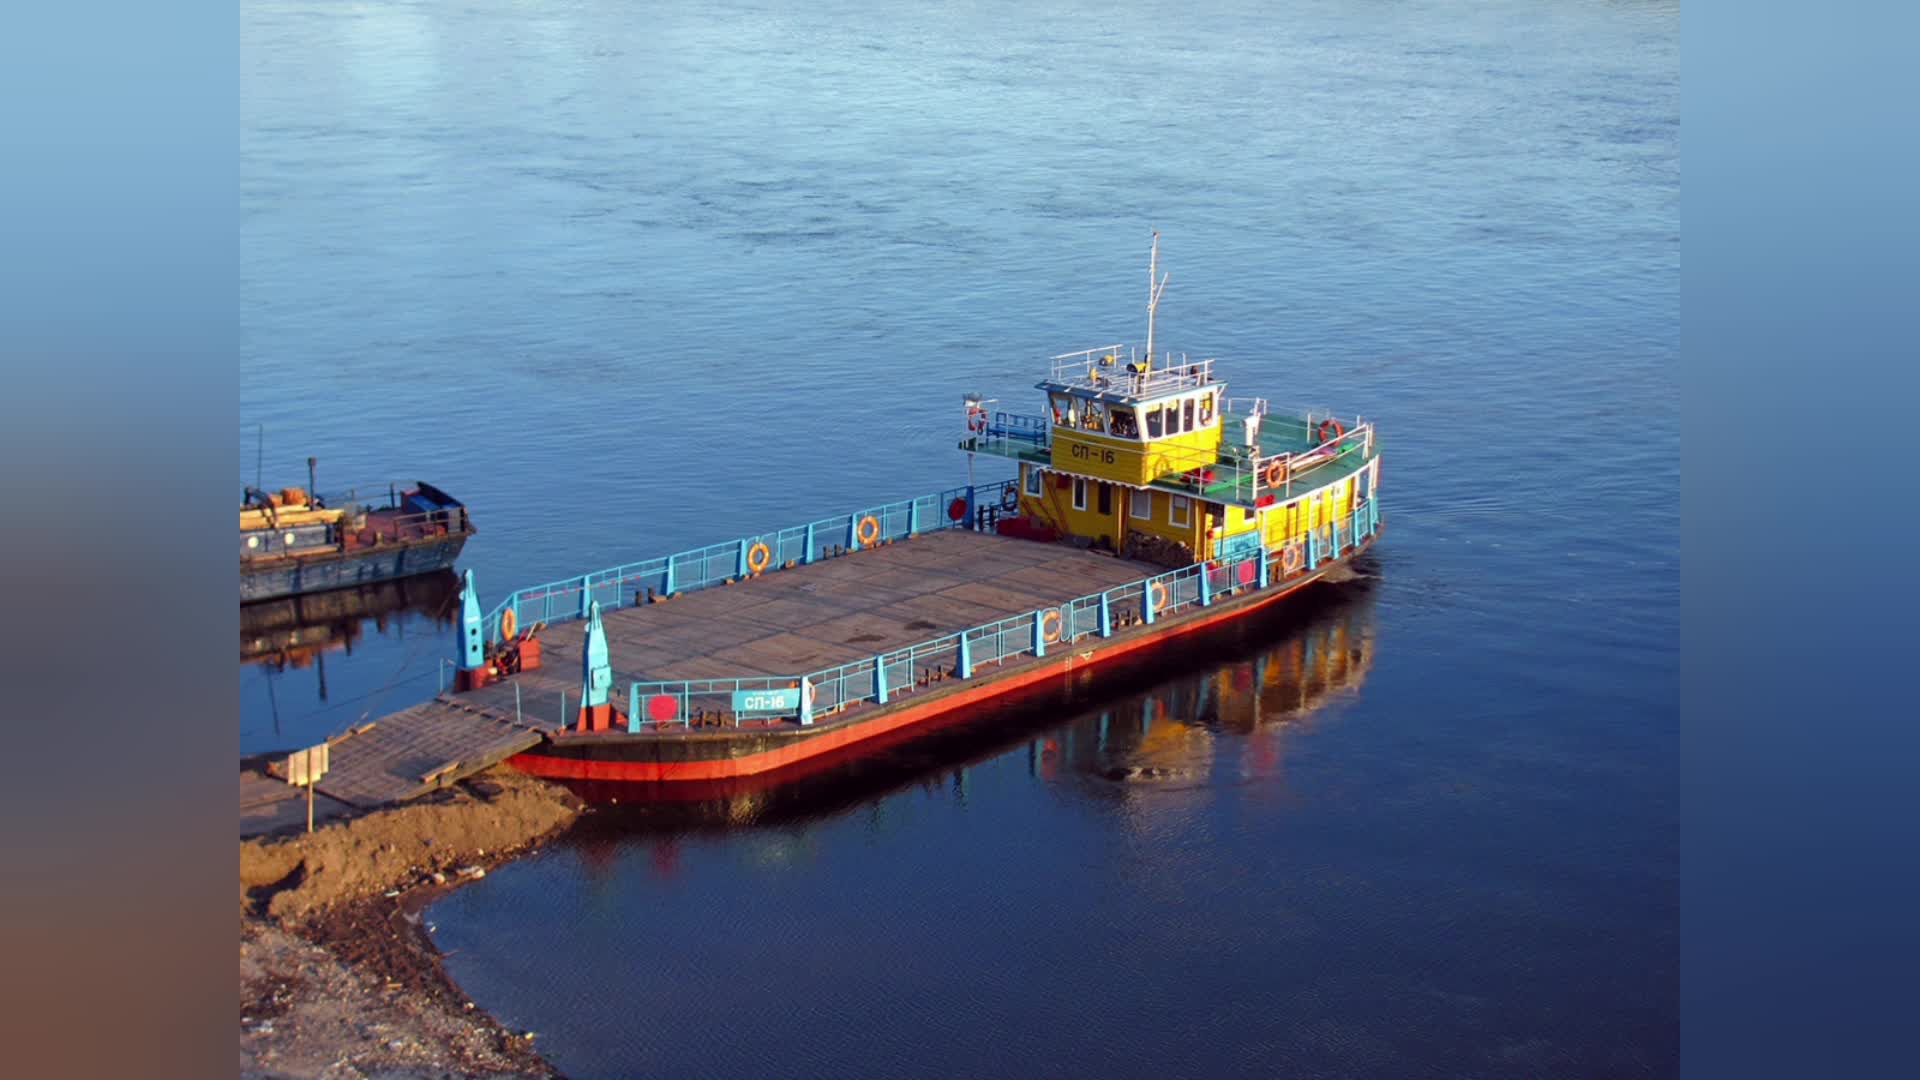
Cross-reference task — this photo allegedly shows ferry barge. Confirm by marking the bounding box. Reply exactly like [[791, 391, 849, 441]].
[[441, 236, 1383, 786], [241, 475, 475, 603]]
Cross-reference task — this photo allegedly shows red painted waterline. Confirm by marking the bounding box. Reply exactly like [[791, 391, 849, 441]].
[[510, 532, 1377, 783]]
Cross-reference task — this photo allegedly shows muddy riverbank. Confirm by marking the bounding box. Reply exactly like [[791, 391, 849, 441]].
[[239, 765, 583, 1079]]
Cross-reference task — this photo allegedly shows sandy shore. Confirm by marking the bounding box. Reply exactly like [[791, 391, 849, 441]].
[[239, 766, 583, 1079]]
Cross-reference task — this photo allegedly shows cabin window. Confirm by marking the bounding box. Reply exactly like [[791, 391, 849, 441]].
[[1079, 399, 1107, 433], [1183, 398, 1196, 431], [1199, 392, 1215, 427], [1108, 407, 1139, 439], [1145, 406, 1164, 439], [1024, 466, 1042, 496], [1132, 490, 1153, 520], [1050, 393, 1077, 429], [1097, 482, 1112, 515], [1170, 495, 1191, 527], [1073, 477, 1089, 511]]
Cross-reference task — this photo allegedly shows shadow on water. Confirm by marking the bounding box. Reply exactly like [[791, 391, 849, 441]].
[[552, 555, 1381, 842]]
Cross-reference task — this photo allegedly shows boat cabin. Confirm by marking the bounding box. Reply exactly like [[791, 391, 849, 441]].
[[960, 240, 1380, 572]]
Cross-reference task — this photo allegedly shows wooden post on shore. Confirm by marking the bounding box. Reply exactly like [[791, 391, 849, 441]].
[[286, 742, 330, 834]]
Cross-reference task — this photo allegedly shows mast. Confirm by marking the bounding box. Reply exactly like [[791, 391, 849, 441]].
[[1144, 231, 1168, 371]]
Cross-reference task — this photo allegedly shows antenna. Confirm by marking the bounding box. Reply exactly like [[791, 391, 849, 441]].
[[1144, 232, 1169, 371]]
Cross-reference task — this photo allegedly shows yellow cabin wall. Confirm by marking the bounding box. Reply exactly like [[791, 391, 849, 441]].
[[1018, 465, 1208, 559], [1018, 463, 1368, 562], [1257, 475, 1357, 550], [1049, 424, 1224, 488]]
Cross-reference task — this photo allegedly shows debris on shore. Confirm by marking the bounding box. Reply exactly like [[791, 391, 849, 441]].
[[240, 765, 582, 1078]]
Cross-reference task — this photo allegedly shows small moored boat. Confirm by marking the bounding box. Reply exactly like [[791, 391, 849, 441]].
[[241, 476, 475, 603]]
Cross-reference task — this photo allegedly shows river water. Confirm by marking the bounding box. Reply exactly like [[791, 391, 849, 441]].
[[242, 0, 1678, 1074]]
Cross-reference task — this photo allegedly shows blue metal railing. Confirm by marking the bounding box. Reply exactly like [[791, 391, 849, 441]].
[[989, 411, 1051, 444], [483, 479, 1019, 643], [612, 496, 1382, 731]]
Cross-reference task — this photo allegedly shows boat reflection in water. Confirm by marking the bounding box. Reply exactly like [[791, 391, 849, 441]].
[[241, 570, 462, 699], [553, 560, 1379, 875]]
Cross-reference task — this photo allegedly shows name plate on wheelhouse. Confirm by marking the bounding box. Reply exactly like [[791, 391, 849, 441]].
[[732, 688, 801, 714]]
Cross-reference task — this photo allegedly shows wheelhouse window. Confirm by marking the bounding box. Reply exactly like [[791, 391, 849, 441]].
[[1145, 406, 1164, 439], [1199, 392, 1215, 427], [1170, 495, 1191, 527], [1078, 399, 1107, 434], [1072, 477, 1089, 511], [1024, 466, 1042, 496], [1049, 393, 1078, 429], [1183, 397, 1196, 431], [1132, 490, 1153, 520], [1108, 406, 1139, 439]]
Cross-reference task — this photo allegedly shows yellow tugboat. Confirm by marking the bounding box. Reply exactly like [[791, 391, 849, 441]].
[[970, 232, 1379, 581]]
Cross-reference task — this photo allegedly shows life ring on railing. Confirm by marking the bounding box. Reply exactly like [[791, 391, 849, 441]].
[[1263, 459, 1288, 488], [1280, 542, 1305, 576], [1001, 486, 1019, 512], [1317, 417, 1346, 444], [967, 407, 988, 434], [1041, 609, 1063, 644], [499, 607, 518, 641], [856, 515, 881, 546], [1148, 581, 1169, 613], [746, 541, 772, 574]]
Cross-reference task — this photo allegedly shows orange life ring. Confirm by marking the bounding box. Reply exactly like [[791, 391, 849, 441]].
[[1280, 542, 1304, 575], [967, 407, 988, 434], [1148, 581, 1169, 613], [856, 515, 881, 546], [1317, 418, 1346, 444], [1263, 459, 1288, 488], [499, 607, 519, 641], [746, 541, 772, 574], [1041, 609, 1063, 644]]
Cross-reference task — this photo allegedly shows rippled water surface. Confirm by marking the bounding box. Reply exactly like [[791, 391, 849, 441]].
[[242, 0, 1678, 1075]]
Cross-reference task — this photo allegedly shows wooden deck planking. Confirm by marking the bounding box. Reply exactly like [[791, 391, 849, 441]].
[[489, 530, 1163, 708], [306, 701, 546, 808]]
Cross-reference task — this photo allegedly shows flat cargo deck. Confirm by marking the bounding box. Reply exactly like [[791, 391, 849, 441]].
[[456, 529, 1161, 727]]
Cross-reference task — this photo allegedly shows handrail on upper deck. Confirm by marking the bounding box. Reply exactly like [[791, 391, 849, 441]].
[[1045, 345, 1217, 400]]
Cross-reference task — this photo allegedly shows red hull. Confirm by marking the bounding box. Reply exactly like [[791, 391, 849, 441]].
[[509, 531, 1377, 786]]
